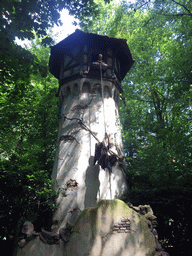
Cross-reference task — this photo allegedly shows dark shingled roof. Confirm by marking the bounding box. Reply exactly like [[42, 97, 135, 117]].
[[49, 29, 134, 81]]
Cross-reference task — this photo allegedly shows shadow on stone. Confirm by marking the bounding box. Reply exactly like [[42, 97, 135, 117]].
[[84, 156, 100, 208]]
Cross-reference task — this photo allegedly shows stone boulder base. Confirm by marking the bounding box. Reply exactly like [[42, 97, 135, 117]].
[[17, 199, 156, 256], [16, 237, 64, 256], [66, 199, 156, 256]]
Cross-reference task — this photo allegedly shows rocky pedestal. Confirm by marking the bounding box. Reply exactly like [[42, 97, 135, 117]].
[[65, 199, 156, 256], [17, 199, 159, 256]]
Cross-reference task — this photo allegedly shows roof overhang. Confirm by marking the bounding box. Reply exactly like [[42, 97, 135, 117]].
[[49, 29, 134, 81]]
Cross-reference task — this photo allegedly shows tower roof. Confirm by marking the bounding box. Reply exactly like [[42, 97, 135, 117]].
[[49, 29, 134, 81]]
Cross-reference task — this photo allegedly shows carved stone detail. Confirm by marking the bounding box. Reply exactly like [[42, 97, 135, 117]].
[[58, 78, 120, 105]]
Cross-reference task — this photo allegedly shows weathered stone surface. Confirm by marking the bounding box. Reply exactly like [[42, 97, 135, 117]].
[[16, 237, 65, 256], [39, 229, 60, 245], [52, 78, 128, 232], [16, 200, 157, 256], [21, 221, 34, 238], [18, 221, 37, 248], [65, 199, 156, 256]]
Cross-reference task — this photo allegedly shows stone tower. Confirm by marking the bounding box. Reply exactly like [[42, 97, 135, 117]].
[[49, 29, 134, 232], [16, 31, 166, 256]]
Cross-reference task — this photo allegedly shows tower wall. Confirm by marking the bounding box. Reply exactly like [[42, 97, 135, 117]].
[[52, 78, 128, 232]]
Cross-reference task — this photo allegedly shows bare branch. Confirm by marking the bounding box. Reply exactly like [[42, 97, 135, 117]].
[[171, 0, 192, 16], [137, 0, 151, 10], [63, 115, 100, 143], [158, 13, 191, 17], [131, 97, 154, 103], [142, 17, 154, 27]]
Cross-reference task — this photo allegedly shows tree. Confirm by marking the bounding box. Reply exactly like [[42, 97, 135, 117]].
[[0, 37, 59, 249], [0, 0, 111, 90]]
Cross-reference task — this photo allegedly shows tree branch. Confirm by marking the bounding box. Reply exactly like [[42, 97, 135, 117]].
[[171, 0, 192, 16], [142, 17, 154, 27], [158, 13, 191, 17], [131, 97, 154, 103], [137, 0, 151, 10], [63, 115, 100, 143]]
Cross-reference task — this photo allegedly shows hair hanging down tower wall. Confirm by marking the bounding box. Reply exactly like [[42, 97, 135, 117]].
[[49, 29, 134, 233]]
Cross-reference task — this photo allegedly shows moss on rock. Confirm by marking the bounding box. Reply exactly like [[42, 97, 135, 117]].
[[66, 199, 156, 256]]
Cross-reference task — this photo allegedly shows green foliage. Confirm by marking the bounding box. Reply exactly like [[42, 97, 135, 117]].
[[124, 187, 192, 255], [0, 0, 108, 41], [0, 37, 59, 242], [0, 0, 110, 91]]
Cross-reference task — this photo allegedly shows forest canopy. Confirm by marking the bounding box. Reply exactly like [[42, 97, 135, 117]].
[[0, 0, 192, 254]]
